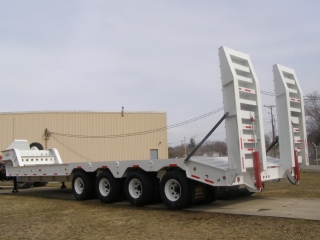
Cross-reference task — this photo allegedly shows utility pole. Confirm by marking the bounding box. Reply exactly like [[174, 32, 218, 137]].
[[194, 135, 196, 156], [264, 105, 276, 157], [312, 142, 319, 174], [184, 136, 187, 157]]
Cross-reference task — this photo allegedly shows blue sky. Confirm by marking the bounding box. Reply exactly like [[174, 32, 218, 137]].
[[1, 1, 320, 146]]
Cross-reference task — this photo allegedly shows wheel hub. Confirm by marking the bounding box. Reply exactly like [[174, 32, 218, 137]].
[[165, 179, 181, 201], [128, 178, 142, 199], [74, 177, 84, 194], [99, 178, 110, 196]]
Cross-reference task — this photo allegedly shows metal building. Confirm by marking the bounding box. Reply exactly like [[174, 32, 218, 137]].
[[0, 111, 168, 163]]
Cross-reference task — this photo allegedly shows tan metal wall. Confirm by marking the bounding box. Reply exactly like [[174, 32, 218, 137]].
[[0, 111, 168, 163]]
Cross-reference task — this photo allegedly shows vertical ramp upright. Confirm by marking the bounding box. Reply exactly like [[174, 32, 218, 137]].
[[219, 46, 267, 177], [273, 64, 309, 178]]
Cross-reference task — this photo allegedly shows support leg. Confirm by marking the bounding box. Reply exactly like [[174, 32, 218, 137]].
[[61, 182, 67, 189], [12, 177, 19, 193]]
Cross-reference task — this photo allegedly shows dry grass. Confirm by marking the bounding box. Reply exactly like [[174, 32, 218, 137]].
[[255, 172, 320, 198], [0, 172, 320, 239], [1, 195, 320, 240]]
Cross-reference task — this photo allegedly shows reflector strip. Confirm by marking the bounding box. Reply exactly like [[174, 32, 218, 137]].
[[169, 164, 177, 167], [240, 138, 243, 149], [245, 126, 252, 129], [242, 157, 244, 169], [290, 98, 301, 103], [77, 166, 82, 168], [191, 175, 200, 179], [102, 166, 108, 168], [133, 165, 139, 168], [54, 173, 58, 176], [205, 179, 214, 184]]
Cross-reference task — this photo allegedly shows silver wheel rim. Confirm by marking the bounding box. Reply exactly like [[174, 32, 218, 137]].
[[128, 178, 142, 199], [165, 179, 181, 201], [99, 178, 110, 197], [74, 177, 84, 194]]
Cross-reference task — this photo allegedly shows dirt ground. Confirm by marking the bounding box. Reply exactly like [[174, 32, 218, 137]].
[[0, 172, 320, 239]]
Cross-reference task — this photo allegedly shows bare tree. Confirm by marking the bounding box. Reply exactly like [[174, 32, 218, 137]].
[[304, 91, 320, 145], [168, 144, 185, 158], [265, 134, 271, 149], [187, 138, 195, 151], [199, 140, 227, 156], [168, 140, 227, 158]]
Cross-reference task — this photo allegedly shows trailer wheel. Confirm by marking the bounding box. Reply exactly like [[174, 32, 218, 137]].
[[96, 171, 120, 203], [72, 171, 94, 200], [160, 171, 191, 210], [125, 171, 153, 207], [30, 142, 44, 150]]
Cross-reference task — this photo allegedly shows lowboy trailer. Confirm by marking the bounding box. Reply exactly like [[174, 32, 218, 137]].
[[0, 46, 309, 210]]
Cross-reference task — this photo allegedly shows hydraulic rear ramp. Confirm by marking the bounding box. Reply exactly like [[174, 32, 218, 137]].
[[186, 46, 267, 192], [273, 64, 309, 183], [219, 46, 267, 171]]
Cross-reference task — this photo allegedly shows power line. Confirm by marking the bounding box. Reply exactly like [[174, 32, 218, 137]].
[[261, 91, 275, 96], [49, 88, 302, 141], [50, 107, 224, 139], [51, 135, 92, 161]]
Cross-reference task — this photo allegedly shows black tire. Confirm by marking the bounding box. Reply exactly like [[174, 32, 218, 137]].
[[96, 171, 121, 203], [197, 185, 216, 205], [17, 182, 34, 189], [30, 142, 44, 150], [72, 171, 94, 200], [160, 171, 191, 210], [124, 170, 153, 207]]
